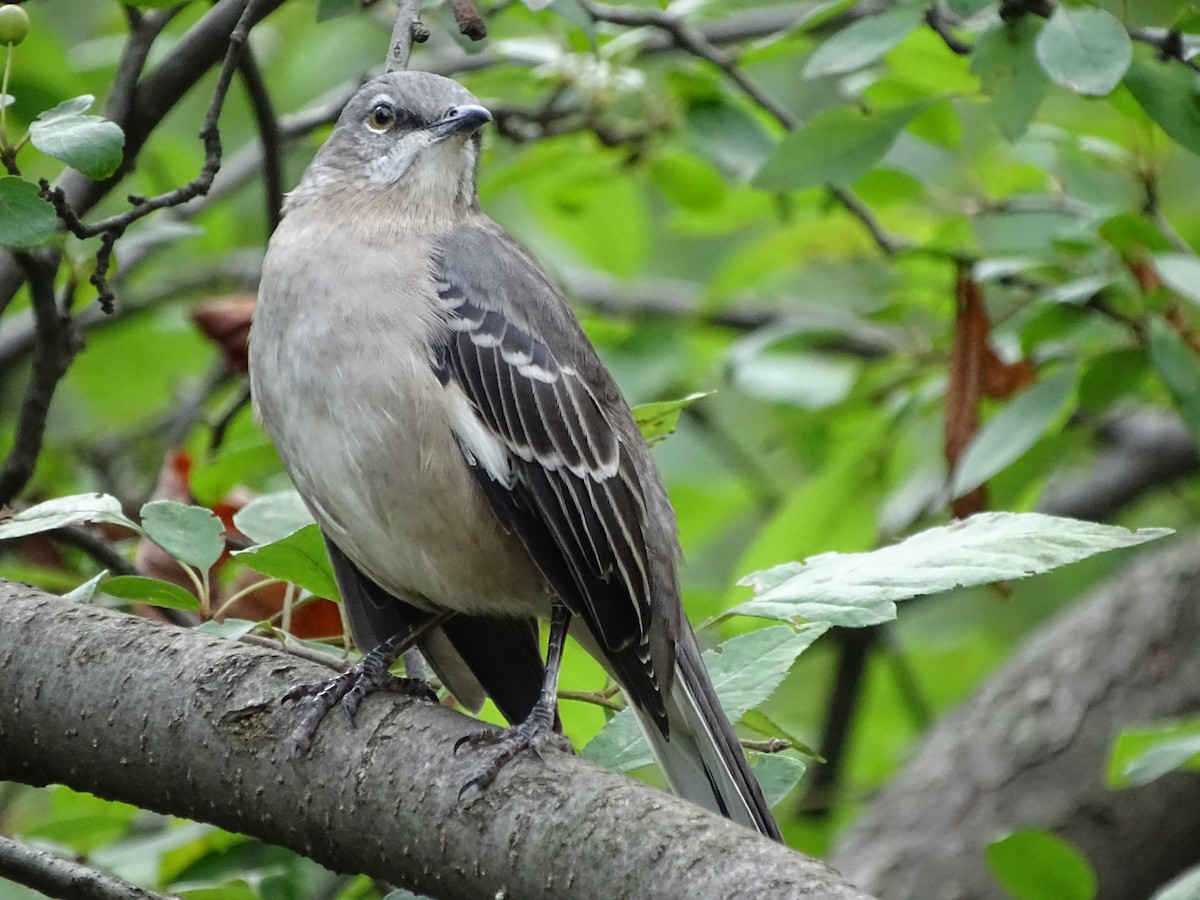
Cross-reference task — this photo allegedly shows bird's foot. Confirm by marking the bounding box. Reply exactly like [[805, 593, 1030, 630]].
[[281, 650, 436, 757], [454, 709, 573, 798]]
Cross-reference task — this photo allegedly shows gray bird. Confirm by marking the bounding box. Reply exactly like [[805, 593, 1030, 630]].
[[249, 70, 781, 841]]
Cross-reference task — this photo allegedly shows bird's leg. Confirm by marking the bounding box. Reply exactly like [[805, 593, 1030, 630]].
[[455, 601, 574, 796], [281, 609, 453, 756]]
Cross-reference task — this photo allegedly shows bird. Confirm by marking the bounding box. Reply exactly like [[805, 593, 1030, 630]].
[[248, 69, 781, 841]]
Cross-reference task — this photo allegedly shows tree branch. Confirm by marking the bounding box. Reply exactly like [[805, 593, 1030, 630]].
[[0, 585, 876, 900], [0, 835, 178, 900], [0, 253, 80, 506]]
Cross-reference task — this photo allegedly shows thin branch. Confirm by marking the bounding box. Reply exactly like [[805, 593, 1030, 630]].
[[0, 835, 180, 900], [236, 41, 284, 233], [0, 253, 80, 507], [385, 0, 427, 73], [923, 5, 971, 56], [49, 525, 138, 576]]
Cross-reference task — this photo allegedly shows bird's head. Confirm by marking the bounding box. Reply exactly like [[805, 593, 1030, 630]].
[[287, 71, 492, 220]]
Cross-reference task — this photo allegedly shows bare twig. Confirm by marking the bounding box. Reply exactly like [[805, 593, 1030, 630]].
[[38, 0, 269, 313], [49, 525, 138, 577], [0, 835, 180, 900], [923, 6, 971, 56]]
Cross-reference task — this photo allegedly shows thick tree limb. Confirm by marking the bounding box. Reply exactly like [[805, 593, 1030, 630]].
[[0, 584, 874, 900], [830, 534, 1200, 900]]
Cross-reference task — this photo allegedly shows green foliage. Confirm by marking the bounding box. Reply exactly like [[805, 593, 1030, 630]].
[[986, 829, 1097, 900], [232, 524, 340, 601]]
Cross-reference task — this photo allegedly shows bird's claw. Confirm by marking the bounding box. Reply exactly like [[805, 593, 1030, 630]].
[[454, 715, 573, 799], [282, 663, 435, 758]]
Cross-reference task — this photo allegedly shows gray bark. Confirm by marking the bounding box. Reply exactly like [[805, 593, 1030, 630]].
[[830, 534, 1200, 900], [0, 582, 873, 900]]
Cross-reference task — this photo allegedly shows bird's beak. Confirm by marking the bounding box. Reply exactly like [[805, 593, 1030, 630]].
[[431, 104, 493, 140]]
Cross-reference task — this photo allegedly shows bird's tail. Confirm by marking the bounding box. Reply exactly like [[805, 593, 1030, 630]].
[[637, 628, 783, 841]]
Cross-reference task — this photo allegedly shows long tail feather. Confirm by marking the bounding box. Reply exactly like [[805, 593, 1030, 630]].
[[637, 629, 783, 841]]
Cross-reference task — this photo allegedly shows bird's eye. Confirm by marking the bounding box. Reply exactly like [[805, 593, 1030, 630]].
[[368, 102, 396, 132]]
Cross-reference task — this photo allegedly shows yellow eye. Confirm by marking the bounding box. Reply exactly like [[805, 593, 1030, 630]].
[[368, 103, 395, 132]]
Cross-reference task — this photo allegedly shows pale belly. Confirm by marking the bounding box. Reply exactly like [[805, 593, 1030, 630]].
[[251, 311, 549, 620]]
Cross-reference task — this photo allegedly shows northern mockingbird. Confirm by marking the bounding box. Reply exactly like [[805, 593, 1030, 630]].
[[249, 70, 781, 841]]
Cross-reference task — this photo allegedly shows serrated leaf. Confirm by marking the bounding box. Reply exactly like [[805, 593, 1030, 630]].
[[62, 570, 108, 604], [950, 368, 1077, 498], [1035, 6, 1131, 97], [1124, 59, 1200, 158], [140, 500, 225, 571], [583, 626, 822, 770], [233, 524, 339, 600], [0, 493, 139, 540], [1148, 315, 1200, 440], [970, 17, 1049, 141], [30, 96, 125, 180], [753, 104, 921, 192], [632, 392, 712, 446], [0, 176, 57, 249], [1153, 254, 1200, 306], [803, 2, 925, 77], [102, 575, 201, 612], [231, 491, 314, 545], [751, 753, 806, 808], [735, 513, 1172, 625], [986, 829, 1096, 900]]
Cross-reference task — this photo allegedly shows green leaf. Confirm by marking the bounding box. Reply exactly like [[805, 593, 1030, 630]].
[[647, 153, 726, 211], [1035, 7, 1132, 97], [950, 368, 1077, 498], [751, 753, 806, 808], [102, 575, 201, 612], [316, 0, 359, 20], [685, 98, 775, 182], [632, 392, 712, 447], [1109, 718, 1200, 788], [734, 513, 1172, 626], [986, 829, 1097, 900], [753, 104, 921, 192], [584, 626, 823, 770], [803, 2, 925, 77], [0, 176, 58, 249], [1148, 315, 1200, 440], [29, 95, 125, 180], [1154, 254, 1200, 306], [1152, 864, 1200, 900], [0, 492, 139, 540], [970, 17, 1049, 141], [231, 491, 314, 545], [62, 570, 108, 604], [233, 524, 340, 600], [140, 500, 225, 572], [947, 0, 991, 14], [1124, 59, 1200, 158]]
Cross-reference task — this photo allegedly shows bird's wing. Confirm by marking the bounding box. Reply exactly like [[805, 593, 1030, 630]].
[[431, 218, 675, 727]]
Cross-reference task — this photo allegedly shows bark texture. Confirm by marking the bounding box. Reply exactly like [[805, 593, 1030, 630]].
[[0, 583, 872, 900], [830, 534, 1200, 900]]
